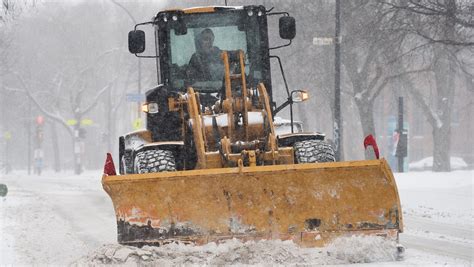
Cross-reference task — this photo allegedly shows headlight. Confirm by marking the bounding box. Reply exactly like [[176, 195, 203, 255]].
[[148, 103, 159, 113], [142, 102, 159, 114], [291, 90, 310, 103]]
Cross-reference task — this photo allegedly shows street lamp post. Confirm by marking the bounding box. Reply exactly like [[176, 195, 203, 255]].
[[334, 0, 343, 161]]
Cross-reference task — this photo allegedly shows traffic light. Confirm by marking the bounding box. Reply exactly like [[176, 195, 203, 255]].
[[36, 116, 44, 125], [36, 116, 44, 144]]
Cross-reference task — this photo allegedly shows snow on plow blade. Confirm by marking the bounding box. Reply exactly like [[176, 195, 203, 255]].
[[102, 159, 403, 247]]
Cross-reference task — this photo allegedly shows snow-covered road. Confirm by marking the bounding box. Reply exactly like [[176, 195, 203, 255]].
[[1, 169, 472, 265], [395, 171, 474, 264], [401, 217, 473, 261], [0, 172, 116, 264]]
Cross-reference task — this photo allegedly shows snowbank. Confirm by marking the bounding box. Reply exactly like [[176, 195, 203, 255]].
[[396, 170, 473, 226], [75, 236, 399, 266], [409, 156, 468, 171]]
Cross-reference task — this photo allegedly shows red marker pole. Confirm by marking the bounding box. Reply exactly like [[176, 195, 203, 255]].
[[103, 153, 117, 176]]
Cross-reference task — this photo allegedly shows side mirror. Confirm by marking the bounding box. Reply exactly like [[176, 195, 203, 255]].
[[279, 16, 296, 40], [291, 90, 309, 103], [128, 30, 145, 54]]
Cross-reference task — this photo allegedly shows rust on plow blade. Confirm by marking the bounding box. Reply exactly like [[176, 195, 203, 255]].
[[102, 159, 403, 247]]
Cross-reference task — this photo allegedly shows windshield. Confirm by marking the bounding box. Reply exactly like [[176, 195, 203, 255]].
[[170, 26, 248, 92], [163, 11, 265, 93]]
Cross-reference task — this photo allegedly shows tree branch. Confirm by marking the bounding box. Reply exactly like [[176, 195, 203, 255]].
[[415, 28, 474, 46], [79, 77, 118, 116], [405, 78, 440, 128], [370, 67, 432, 102], [9, 71, 73, 136]]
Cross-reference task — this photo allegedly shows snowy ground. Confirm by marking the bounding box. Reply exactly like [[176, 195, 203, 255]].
[[0, 168, 472, 266]]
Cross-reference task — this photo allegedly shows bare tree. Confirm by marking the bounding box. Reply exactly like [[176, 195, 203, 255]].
[[341, 1, 411, 150], [0, 0, 39, 173], [382, 0, 474, 171], [381, 0, 474, 46], [7, 68, 113, 174], [2, 1, 135, 174]]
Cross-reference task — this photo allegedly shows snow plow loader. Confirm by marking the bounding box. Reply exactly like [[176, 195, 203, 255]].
[[102, 5, 403, 247]]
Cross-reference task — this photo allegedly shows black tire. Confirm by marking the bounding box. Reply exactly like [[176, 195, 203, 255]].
[[134, 150, 176, 174], [294, 139, 336, 163]]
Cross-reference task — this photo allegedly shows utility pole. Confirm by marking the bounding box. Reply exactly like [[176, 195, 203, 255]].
[[34, 116, 44, 175], [398, 98, 403, 172], [396, 97, 407, 172], [107, 84, 112, 152], [334, 0, 343, 161], [27, 97, 31, 175]]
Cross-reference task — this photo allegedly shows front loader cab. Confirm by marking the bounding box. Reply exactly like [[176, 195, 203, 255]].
[[129, 6, 297, 108]]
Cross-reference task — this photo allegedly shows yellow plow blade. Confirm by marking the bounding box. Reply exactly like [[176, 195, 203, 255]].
[[102, 159, 402, 247]]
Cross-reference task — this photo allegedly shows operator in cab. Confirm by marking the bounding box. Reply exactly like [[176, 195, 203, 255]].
[[186, 28, 224, 84]]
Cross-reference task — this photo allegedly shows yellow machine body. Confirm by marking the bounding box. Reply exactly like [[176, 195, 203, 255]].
[[103, 159, 402, 247]]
